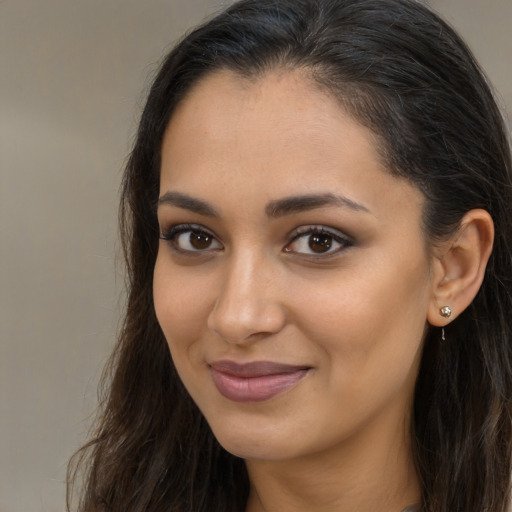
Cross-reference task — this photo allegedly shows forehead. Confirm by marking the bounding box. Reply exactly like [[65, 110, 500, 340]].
[[160, 69, 424, 228], [162, 70, 378, 180]]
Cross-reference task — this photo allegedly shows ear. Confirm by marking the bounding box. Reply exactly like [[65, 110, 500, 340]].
[[427, 209, 494, 327]]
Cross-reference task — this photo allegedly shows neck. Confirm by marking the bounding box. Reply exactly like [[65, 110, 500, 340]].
[[245, 410, 420, 512]]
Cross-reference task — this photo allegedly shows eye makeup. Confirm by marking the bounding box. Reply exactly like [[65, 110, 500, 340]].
[[284, 225, 354, 258], [160, 223, 222, 254], [159, 221, 354, 263]]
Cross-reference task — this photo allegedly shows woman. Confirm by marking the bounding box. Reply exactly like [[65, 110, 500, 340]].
[[68, 0, 512, 511]]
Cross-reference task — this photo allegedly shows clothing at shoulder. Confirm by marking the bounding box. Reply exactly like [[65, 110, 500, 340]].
[[401, 506, 419, 512]]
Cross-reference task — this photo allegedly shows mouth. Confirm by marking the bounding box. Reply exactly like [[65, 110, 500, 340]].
[[209, 360, 311, 403]]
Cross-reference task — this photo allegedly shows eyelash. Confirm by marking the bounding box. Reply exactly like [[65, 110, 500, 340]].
[[159, 223, 353, 258], [285, 226, 353, 258], [159, 224, 222, 255]]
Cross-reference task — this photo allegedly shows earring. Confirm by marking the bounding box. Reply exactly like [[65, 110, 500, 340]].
[[440, 306, 452, 318], [439, 306, 451, 341]]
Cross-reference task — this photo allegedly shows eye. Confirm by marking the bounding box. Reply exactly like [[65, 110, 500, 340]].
[[160, 224, 223, 253], [284, 226, 352, 257]]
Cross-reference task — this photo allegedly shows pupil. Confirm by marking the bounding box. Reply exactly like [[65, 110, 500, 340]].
[[309, 233, 332, 253], [190, 231, 212, 249]]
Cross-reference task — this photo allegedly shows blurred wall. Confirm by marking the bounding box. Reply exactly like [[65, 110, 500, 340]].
[[0, 1, 510, 511]]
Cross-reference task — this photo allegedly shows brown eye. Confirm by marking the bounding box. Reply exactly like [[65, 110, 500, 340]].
[[309, 233, 333, 253], [160, 225, 223, 253], [189, 231, 213, 250], [285, 226, 352, 257]]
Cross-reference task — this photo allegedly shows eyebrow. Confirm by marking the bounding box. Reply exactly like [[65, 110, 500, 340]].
[[158, 191, 220, 217], [265, 193, 371, 218], [157, 191, 371, 218]]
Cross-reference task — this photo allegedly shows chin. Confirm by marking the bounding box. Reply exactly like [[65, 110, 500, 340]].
[[218, 437, 295, 461], [207, 419, 302, 461]]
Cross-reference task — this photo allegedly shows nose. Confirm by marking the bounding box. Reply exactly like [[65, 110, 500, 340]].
[[207, 251, 287, 344]]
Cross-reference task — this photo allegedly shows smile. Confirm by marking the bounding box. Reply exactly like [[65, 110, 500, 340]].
[[209, 360, 311, 403]]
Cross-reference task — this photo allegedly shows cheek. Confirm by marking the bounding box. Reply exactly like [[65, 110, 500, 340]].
[[153, 254, 212, 356], [288, 253, 431, 377], [290, 272, 428, 433]]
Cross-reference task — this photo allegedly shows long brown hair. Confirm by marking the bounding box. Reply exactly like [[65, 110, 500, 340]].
[[68, 1, 512, 510]]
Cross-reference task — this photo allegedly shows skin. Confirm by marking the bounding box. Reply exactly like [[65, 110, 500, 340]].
[[153, 69, 452, 512]]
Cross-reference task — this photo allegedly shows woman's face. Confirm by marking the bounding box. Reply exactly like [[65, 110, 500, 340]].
[[154, 70, 434, 462]]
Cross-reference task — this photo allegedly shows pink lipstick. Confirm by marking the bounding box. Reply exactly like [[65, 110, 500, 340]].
[[209, 360, 310, 403]]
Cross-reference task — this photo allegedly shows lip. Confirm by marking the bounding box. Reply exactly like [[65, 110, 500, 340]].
[[209, 360, 310, 403]]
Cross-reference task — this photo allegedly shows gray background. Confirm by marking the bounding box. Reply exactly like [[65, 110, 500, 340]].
[[1, 1, 510, 511]]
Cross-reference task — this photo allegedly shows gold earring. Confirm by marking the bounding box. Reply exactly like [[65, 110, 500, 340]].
[[440, 306, 452, 318]]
